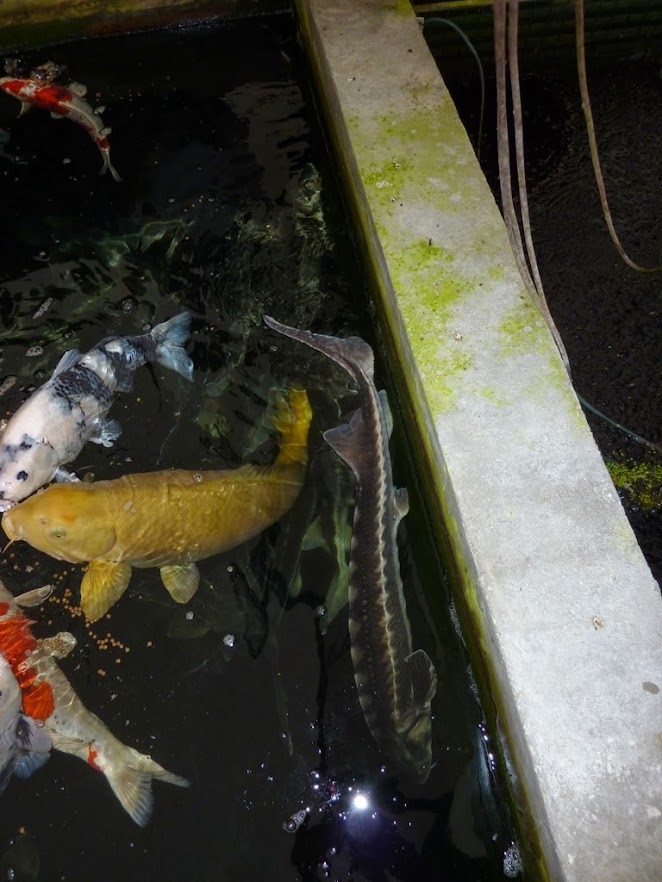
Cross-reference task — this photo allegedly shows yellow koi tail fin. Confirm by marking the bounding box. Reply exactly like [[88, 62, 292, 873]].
[[272, 387, 312, 467]]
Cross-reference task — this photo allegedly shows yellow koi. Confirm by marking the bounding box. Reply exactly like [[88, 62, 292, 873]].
[[2, 388, 311, 622]]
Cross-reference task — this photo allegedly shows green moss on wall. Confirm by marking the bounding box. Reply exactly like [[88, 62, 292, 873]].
[[607, 459, 662, 511]]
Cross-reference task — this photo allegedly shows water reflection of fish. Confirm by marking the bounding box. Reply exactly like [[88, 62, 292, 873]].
[[0, 312, 193, 511], [300, 454, 353, 635], [0, 579, 189, 825], [0, 60, 121, 181], [263, 317, 437, 782], [3, 388, 312, 621]]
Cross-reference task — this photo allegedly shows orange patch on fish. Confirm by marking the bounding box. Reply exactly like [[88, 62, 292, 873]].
[[0, 614, 54, 718]]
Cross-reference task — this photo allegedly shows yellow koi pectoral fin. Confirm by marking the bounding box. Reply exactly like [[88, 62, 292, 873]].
[[160, 564, 200, 604], [80, 561, 132, 622]]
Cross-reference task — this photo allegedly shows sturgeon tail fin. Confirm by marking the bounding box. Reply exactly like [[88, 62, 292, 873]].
[[105, 745, 189, 827], [151, 312, 194, 382]]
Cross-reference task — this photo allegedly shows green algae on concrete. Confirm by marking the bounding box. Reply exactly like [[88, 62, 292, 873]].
[[607, 459, 662, 511]]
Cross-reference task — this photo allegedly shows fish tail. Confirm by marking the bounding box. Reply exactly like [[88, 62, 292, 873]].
[[105, 745, 189, 827], [150, 312, 194, 382], [272, 387, 312, 466], [100, 148, 122, 183]]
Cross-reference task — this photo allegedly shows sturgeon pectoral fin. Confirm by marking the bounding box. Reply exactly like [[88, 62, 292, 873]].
[[323, 409, 365, 477], [406, 649, 438, 706], [80, 561, 132, 621], [160, 564, 200, 604]]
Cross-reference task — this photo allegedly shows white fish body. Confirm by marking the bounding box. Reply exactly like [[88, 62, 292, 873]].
[[0, 312, 193, 511]]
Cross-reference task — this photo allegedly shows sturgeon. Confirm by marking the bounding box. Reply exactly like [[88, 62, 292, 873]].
[[264, 316, 437, 782]]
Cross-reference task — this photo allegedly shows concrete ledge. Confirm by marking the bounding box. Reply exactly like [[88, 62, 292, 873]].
[[0, 0, 283, 50], [296, 1, 662, 880]]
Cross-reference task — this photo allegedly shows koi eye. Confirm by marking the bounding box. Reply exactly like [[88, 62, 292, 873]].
[[16, 471, 28, 481], [50, 527, 66, 539]]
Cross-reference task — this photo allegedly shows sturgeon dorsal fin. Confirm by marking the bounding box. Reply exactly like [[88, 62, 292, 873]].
[[323, 408, 366, 478], [378, 389, 394, 438], [394, 487, 409, 523], [51, 348, 81, 378], [406, 649, 437, 706]]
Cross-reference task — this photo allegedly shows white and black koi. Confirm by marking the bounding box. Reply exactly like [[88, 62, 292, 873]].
[[263, 316, 437, 782], [0, 312, 194, 511]]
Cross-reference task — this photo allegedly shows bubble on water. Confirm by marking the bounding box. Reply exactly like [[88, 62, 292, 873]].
[[315, 605, 327, 618], [26, 346, 43, 357], [282, 809, 307, 833], [120, 297, 137, 314], [503, 842, 523, 877], [185, 611, 194, 621], [223, 634, 235, 648]]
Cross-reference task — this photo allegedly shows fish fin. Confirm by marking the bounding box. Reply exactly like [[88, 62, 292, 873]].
[[378, 389, 394, 439], [14, 748, 50, 779], [105, 745, 189, 827], [17, 714, 52, 752], [15, 584, 54, 607], [88, 416, 122, 447], [68, 81, 87, 97], [39, 630, 76, 659], [160, 564, 200, 604], [53, 466, 81, 483], [99, 147, 122, 182], [80, 561, 131, 622], [394, 487, 409, 523], [51, 348, 81, 378], [323, 409, 366, 478], [406, 649, 437, 706], [301, 516, 326, 552], [18, 101, 33, 117], [151, 312, 193, 381], [263, 315, 375, 381], [50, 111, 65, 119]]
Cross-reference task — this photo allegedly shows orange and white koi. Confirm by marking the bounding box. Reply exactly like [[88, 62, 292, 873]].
[[0, 60, 121, 181], [0, 580, 188, 824]]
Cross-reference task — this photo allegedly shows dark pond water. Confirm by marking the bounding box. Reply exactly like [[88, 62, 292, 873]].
[[430, 35, 662, 589], [0, 15, 518, 882]]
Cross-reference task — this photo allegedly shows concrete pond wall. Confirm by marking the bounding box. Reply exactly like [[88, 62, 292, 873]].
[[295, 1, 662, 881], [0, 0, 284, 48], [0, 0, 660, 879]]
